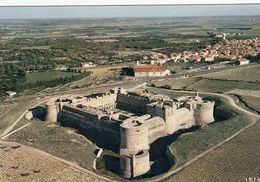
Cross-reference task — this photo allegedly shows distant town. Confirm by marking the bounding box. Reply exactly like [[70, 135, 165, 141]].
[[152, 38, 259, 65]]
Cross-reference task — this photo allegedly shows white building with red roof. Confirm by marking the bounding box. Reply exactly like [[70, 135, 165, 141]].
[[132, 65, 170, 77]]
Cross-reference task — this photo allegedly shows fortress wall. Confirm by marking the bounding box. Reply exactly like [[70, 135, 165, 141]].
[[99, 117, 121, 134], [116, 94, 150, 114], [194, 101, 215, 125], [59, 105, 121, 135], [59, 108, 98, 129], [142, 117, 166, 143], [59, 109, 120, 149], [168, 108, 196, 133], [62, 105, 100, 125]]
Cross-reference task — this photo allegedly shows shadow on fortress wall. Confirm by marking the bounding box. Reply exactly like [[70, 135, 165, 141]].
[[95, 110, 231, 180], [29, 106, 46, 121], [58, 116, 120, 153]]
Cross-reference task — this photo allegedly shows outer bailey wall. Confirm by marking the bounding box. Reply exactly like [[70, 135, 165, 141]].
[[80, 94, 117, 109], [61, 105, 99, 127], [116, 94, 150, 114]]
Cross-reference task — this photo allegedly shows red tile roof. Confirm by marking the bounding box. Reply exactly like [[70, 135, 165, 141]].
[[133, 65, 168, 73]]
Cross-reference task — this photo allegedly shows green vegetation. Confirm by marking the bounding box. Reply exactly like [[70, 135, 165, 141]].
[[1, 17, 260, 97], [25, 71, 80, 83], [0, 67, 91, 96]]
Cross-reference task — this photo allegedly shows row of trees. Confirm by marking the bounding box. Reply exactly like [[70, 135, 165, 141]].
[[0, 71, 91, 97]]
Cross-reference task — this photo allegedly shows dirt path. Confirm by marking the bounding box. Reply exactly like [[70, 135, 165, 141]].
[[0, 99, 49, 139], [0, 103, 17, 120]]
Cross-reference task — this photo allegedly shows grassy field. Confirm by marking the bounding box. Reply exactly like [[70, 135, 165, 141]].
[[163, 120, 260, 182], [7, 121, 97, 170], [151, 77, 260, 93], [151, 64, 260, 93], [203, 65, 260, 82], [0, 103, 16, 118], [26, 71, 80, 83]]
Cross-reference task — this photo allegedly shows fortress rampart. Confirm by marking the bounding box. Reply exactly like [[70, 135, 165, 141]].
[[45, 87, 215, 179]]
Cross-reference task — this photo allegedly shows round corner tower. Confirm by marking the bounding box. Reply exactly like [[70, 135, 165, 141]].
[[120, 120, 150, 178], [194, 100, 215, 125], [120, 120, 149, 152], [45, 101, 58, 122], [120, 150, 150, 178]]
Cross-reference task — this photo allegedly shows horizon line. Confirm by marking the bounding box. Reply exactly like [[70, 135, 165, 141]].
[[1, 14, 260, 21]]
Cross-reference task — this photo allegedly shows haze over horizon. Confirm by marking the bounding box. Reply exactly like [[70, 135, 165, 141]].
[[0, 0, 259, 6], [0, 5, 260, 19]]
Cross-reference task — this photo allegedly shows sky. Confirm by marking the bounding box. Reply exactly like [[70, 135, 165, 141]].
[[0, 0, 259, 6], [1, 5, 260, 19]]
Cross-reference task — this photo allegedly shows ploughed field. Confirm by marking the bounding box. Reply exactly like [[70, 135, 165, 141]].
[[0, 142, 104, 182], [163, 120, 260, 182], [7, 121, 97, 170]]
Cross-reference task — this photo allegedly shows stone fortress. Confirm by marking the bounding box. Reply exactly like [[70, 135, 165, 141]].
[[45, 87, 215, 179]]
